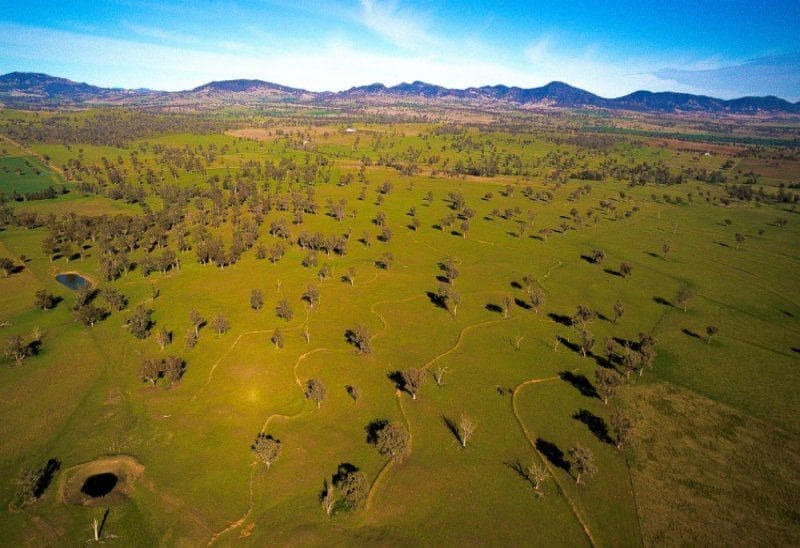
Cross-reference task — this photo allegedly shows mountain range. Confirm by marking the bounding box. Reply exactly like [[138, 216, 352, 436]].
[[1, 71, 798, 115]]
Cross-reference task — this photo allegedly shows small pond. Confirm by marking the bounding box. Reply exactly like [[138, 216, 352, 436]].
[[55, 273, 90, 290], [81, 473, 118, 498]]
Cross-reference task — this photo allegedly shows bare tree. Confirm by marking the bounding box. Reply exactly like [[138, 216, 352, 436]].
[[458, 413, 477, 448], [675, 287, 693, 312], [321, 481, 335, 516], [705, 325, 719, 343], [401, 368, 425, 399], [432, 365, 449, 386], [526, 460, 550, 493], [502, 295, 512, 318], [612, 300, 625, 324]]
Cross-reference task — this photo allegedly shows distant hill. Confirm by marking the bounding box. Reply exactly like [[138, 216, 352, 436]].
[[0, 72, 150, 107], [1, 71, 798, 114]]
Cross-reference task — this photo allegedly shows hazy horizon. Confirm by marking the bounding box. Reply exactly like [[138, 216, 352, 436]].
[[0, 0, 798, 101]]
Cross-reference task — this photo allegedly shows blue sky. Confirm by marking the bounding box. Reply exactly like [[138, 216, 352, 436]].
[[1, 0, 798, 100]]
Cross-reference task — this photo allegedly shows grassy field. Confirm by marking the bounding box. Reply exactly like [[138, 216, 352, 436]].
[[0, 108, 798, 545]]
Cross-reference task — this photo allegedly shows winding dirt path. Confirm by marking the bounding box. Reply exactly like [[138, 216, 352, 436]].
[[511, 375, 597, 547], [207, 462, 257, 546]]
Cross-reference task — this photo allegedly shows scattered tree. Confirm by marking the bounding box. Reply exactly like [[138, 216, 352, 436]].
[[595, 367, 622, 404], [620, 262, 633, 279], [101, 288, 126, 311], [275, 299, 293, 321], [189, 309, 204, 336], [610, 410, 633, 449], [128, 305, 153, 339], [211, 313, 229, 336], [346, 384, 360, 402], [401, 368, 425, 399], [4, 335, 28, 366], [612, 300, 625, 324], [34, 290, 56, 310], [139, 358, 162, 386], [675, 287, 694, 312], [346, 324, 372, 354], [374, 422, 410, 462], [529, 290, 544, 313], [154, 327, 171, 350], [569, 444, 596, 484], [250, 289, 263, 310], [305, 378, 327, 408], [251, 433, 281, 470], [706, 325, 719, 343], [302, 284, 320, 308], [271, 327, 284, 349], [579, 329, 595, 357]]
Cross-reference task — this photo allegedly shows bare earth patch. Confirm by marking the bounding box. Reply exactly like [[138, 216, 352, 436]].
[[59, 456, 144, 507]]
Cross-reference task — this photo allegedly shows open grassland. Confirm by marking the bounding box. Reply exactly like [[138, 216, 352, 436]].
[[0, 109, 798, 545]]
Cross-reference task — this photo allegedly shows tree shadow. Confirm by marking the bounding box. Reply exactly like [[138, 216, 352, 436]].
[[652, 296, 673, 307], [435, 274, 449, 283], [579, 254, 596, 264], [597, 312, 610, 322], [510, 280, 522, 289], [603, 268, 623, 277], [485, 303, 503, 314], [33, 458, 61, 499], [387, 370, 406, 392], [431, 224, 443, 231], [548, 312, 572, 326], [514, 298, 532, 310], [442, 415, 461, 444], [365, 419, 389, 444], [331, 462, 359, 485], [559, 371, 599, 399], [716, 241, 731, 248], [505, 459, 535, 488], [557, 336, 584, 356], [535, 438, 570, 472], [426, 291, 447, 310], [681, 328, 702, 340], [573, 409, 613, 444]]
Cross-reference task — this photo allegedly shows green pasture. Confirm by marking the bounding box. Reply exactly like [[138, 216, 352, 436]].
[[0, 111, 798, 545]]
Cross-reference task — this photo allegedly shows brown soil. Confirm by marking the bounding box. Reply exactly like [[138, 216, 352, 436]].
[[59, 456, 144, 506]]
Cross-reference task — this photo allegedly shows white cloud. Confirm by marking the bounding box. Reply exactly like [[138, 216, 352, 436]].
[[356, 0, 435, 51]]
